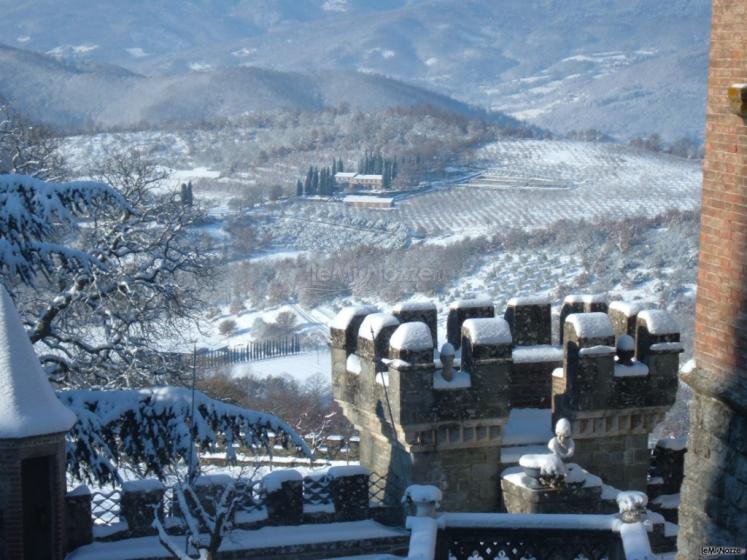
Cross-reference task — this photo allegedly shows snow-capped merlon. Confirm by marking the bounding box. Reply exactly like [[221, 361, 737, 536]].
[[390, 322, 433, 350], [393, 301, 437, 313], [512, 345, 563, 364], [0, 286, 77, 438], [649, 342, 684, 353], [462, 317, 512, 345], [330, 305, 378, 330], [358, 312, 399, 340], [263, 469, 303, 493], [578, 345, 616, 357], [637, 310, 678, 335], [564, 294, 607, 305], [507, 295, 551, 306], [566, 312, 613, 339], [328, 465, 370, 479], [449, 298, 494, 310], [609, 301, 645, 317]]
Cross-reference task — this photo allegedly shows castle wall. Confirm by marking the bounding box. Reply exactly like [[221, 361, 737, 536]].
[[332, 296, 680, 514], [678, 1, 747, 556]]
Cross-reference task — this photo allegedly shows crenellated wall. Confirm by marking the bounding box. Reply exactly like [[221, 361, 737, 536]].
[[331, 294, 681, 511]]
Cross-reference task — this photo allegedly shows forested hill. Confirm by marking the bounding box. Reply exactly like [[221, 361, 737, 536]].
[[0, 43, 520, 131]]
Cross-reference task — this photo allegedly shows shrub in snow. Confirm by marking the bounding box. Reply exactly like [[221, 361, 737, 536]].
[[218, 319, 237, 336], [60, 387, 310, 485]]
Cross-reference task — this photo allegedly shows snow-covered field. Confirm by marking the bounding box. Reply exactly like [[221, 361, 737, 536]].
[[62, 132, 702, 365], [284, 140, 701, 239]]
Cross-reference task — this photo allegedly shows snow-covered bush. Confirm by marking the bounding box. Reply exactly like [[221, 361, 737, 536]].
[[60, 386, 311, 485], [0, 174, 128, 283]]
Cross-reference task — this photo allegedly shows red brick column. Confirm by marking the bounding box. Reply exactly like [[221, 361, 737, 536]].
[[678, 1, 747, 556]]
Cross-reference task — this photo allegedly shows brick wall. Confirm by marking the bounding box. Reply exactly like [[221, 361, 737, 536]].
[[0, 433, 68, 560], [678, 1, 747, 556]]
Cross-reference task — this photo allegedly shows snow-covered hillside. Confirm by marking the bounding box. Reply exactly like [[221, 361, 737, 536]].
[[0, 0, 710, 139]]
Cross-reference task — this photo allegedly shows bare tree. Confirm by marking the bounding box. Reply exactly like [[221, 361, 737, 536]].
[[0, 105, 67, 181], [20, 149, 215, 387]]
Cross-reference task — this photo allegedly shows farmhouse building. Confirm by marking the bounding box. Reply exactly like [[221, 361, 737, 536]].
[[343, 194, 394, 209], [335, 172, 384, 190]]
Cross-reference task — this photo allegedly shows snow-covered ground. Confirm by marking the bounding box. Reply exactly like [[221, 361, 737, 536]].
[[230, 349, 331, 385], [62, 132, 701, 367], [290, 140, 700, 239]]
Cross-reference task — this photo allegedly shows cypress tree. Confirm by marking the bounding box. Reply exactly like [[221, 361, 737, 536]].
[[311, 167, 319, 195], [338, 158, 344, 172], [304, 166, 313, 193], [296, 179, 304, 197]]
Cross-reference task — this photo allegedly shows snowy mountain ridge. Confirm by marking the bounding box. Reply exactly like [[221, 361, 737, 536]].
[[0, 42, 513, 130], [0, 0, 710, 139]]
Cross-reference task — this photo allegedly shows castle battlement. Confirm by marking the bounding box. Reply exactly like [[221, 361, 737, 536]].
[[330, 294, 681, 510]]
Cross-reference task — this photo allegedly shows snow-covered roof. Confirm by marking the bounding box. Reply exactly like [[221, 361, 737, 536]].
[[0, 286, 77, 438], [566, 312, 613, 339], [393, 301, 437, 313], [450, 298, 493, 310], [638, 310, 678, 335], [354, 174, 383, 180], [390, 322, 433, 350], [564, 294, 607, 305], [609, 301, 644, 317], [335, 172, 358, 179], [507, 295, 551, 306], [330, 305, 378, 330], [462, 317, 512, 345], [358, 312, 399, 340]]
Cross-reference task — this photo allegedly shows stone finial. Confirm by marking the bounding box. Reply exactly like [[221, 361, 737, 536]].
[[548, 418, 575, 461], [616, 334, 635, 365], [617, 490, 648, 523], [439, 342, 455, 381], [402, 485, 442, 518]]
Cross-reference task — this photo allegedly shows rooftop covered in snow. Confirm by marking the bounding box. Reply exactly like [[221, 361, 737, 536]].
[[0, 286, 77, 438]]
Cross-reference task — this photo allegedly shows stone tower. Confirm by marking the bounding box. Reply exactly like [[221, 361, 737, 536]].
[[677, 0, 747, 555], [331, 295, 680, 511], [0, 286, 77, 559]]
